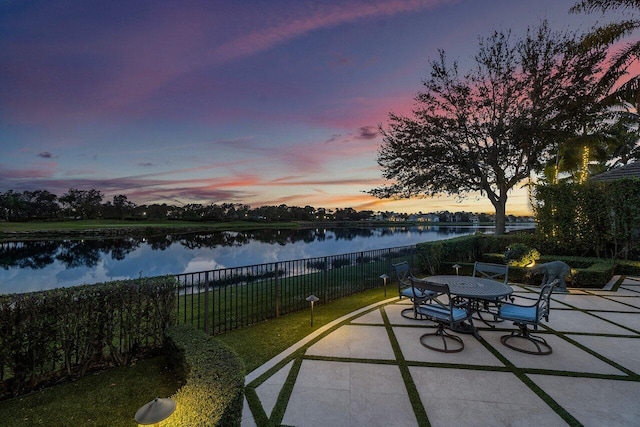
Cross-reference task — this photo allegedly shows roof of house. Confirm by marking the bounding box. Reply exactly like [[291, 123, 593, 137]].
[[590, 161, 640, 182]]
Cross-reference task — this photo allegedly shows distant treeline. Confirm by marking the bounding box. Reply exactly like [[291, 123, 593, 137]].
[[0, 188, 376, 222], [0, 188, 511, 223]]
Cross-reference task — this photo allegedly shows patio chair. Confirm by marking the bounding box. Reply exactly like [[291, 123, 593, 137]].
[[497, 279, 559, 355], [411, 278, 474, 353], [392, 261, 435, 319], [472, 261, 511, 324]]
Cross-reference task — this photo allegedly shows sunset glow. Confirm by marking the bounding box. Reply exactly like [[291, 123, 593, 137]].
[[1, 0, 634, 216]]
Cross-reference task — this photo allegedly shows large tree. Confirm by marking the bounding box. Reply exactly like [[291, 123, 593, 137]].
[[370, 22, 611, 234]]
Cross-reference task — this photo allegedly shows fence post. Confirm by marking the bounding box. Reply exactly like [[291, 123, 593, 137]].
[[275, 262, 280, 318], [204, 271, 210, 334], [323, 256, 328, 302], [360, 251, 365, 291]]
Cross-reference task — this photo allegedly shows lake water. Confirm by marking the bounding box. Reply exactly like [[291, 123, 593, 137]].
[[0, 224, 533, 294]]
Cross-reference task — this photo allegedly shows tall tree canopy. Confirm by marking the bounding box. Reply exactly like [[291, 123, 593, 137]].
[[370, 22, 613, 234]]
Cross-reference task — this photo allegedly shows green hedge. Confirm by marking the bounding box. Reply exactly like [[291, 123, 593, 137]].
[[0, 277, 176, 398], [165, 324, 244, 426], [614, 260, 640, 276], [417, 235, 634, 288], [535, 179, 640, 259]]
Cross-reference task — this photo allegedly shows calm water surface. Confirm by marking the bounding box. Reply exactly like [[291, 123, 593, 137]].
[[0, 224, 533, 294]]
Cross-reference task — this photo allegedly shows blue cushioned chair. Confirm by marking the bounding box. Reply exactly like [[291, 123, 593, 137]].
[[392, 261, 435, 319], [497, 279, 559, 355], [411, 278, 474, 353]]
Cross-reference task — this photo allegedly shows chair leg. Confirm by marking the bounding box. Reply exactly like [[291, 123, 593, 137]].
[[420, 324, 464, 353], [401, 306, 416, 319], [500, 323, 552, 355]]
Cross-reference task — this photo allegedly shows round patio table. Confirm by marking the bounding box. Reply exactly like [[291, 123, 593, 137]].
[[426, 275, 513, 300], [424, 275, 513, 335]]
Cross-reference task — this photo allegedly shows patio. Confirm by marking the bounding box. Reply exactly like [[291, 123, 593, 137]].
[[241, 276, 640, 426]]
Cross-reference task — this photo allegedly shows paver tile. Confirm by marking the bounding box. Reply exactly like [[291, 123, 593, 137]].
[[545, 309, 636, 335], [393, 326, 504, 366], [350, 308, 384, 324], [481, 331, 625, 375], [306, 324, 395, 360], [410, 367, 567, 427], [283, 361, 416, 427], [384, 303, 436, 326], [568, 334, 640, 374], [255, 361, 294, 417], [590, 311, 640, 333], [529, 375, 640, 427], [550, 294, 639, 311]]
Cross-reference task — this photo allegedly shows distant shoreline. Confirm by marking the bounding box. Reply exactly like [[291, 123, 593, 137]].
[[0, 219, 535, 242]]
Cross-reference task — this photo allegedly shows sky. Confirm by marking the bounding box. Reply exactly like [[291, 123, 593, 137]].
[[1, 0, 637, 216]]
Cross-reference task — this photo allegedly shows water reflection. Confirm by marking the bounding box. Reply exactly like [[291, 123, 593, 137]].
[[0, 224, 533, 294]]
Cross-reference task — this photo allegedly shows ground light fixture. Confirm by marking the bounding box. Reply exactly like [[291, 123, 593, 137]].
[[379, 274, 389, 297], [306, 294, 319, 327], [135, 397, 176, 426], [453, 264, 461, 275]]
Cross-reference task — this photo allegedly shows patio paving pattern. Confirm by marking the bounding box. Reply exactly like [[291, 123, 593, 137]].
[[242, 277, 640, 426]]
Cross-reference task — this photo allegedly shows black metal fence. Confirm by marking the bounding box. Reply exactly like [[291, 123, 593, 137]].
[[174, 245, 417, 334]]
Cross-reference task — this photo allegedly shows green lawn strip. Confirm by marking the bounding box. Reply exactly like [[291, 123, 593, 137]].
[[244, 386, 271, 426], [267, 357, 304, 426], [380, 306, 431, 427], [0, 356, 180, 427], [478, 333, 582, 426]]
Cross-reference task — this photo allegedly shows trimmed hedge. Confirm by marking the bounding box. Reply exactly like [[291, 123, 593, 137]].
[[416, 235, 635, 288], [165, 324, 244, 427], [0, 277, 176, 398]]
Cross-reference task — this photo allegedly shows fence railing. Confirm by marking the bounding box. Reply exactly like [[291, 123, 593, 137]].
[[174, 244, 417, 334]]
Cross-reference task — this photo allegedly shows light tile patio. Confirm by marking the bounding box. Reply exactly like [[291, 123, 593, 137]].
[[410, 367, 567, 427], [529, 375, 640, 427], [245, 280, 640, 426], [393, 326, 504, 366], [589, 311, 640, 332], [255, 361, 294, 417], [305, 324, 395, 360], [550, 294, 639, 311], [544, 309, 637, 335], [568, 334, 640, 374], [481, 331, 625, 375], [283, 360, 417, 427]]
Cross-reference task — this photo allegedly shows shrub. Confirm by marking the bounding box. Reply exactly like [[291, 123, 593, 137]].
[[165, 324, 244, 426], [614, 260, 640, 276], [504, 243, 540, 267], [0, 277, 176, 398], [572, 262, 616, 288]]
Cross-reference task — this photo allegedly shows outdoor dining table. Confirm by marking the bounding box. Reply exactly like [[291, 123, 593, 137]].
[[425, 275, 514, 336], [426, 275, 513, 301]]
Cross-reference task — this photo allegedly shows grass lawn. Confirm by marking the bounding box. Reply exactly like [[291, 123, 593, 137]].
[[0, 286, 392, 426], [216, 286, 391, 372], [0, 356, 181, 427]]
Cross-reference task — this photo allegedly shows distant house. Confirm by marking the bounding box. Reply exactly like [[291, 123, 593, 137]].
[[424, 214, 440, 222], [590, 162, 640, 182]]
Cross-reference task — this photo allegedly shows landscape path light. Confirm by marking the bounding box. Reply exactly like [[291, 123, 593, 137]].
[[379, 274, 389, 297], [135, 397, 176, 426], [453, 264, 461, 275], [306, 294, 319, 327]]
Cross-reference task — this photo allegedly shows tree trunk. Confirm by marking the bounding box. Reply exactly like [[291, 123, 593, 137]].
[[493, 198, 507, 235]]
